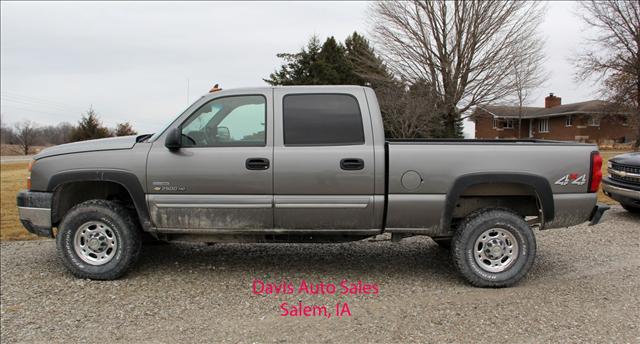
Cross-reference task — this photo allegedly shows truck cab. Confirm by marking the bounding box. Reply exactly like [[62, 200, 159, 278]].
[[146, 86, 385, 237]]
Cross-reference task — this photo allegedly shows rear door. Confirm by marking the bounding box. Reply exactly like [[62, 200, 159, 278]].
[[273, 87, 376, 230]]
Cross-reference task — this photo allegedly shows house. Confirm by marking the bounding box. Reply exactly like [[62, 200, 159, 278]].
[[473, 93, 636, 144]]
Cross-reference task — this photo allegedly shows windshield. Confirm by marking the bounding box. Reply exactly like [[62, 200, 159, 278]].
[[148, 96, 204, 142]]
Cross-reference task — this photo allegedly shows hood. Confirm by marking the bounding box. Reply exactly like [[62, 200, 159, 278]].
[[610, 152, 640, 166], [34, 135, 139, 160]]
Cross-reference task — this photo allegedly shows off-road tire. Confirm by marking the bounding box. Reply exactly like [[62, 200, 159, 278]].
[[56, 200, 142, 280], [621, 202, 640, 214], [451, 208, 536, 288]]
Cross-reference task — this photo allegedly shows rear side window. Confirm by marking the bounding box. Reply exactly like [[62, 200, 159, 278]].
[[283, 94, 365, 145]]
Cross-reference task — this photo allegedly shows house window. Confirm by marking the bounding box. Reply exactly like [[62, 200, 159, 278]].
[[565, 115, 572, 127], [504, 119, 514, 129], [588, 115, 600, 126], [492, 119, 499, 129], [622, 117, 629, 126], [538, 118, 550, 133]]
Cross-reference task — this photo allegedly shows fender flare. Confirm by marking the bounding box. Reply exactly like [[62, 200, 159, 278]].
[[442, 172, 554, 231], [47, 169, 152, 231]]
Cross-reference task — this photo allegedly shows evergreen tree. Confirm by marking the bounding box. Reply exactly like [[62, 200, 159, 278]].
[[114, 122, 137, 136], [265, 36, 323, 85], [316, 37, 354, 84], [344, 32, 394, 87], [266, 36, 361, 85], [70, 107, 112, 142]]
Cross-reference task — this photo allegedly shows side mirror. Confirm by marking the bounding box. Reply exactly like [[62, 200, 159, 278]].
[[165, 128, 181, 150], [216, 126, 231, 141]]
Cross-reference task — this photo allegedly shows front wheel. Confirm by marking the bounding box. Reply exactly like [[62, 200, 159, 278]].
[[621, 202, 640, 214], [56, 200, 142, 280], [451, 208, 536, 287]]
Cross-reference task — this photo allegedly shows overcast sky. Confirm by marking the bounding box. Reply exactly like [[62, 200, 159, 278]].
[[1, 1, 597, 137]]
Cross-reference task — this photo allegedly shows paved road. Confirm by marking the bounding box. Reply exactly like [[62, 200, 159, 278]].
[[1, 207, 639, 343]]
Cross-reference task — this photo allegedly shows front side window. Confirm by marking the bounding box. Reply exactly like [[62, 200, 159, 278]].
[[283, 94, 365, 145], [181, 95, 266, 147]]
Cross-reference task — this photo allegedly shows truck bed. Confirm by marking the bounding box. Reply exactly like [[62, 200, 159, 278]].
[[384, 139, 598, 233], [387, 138, 588, 145]]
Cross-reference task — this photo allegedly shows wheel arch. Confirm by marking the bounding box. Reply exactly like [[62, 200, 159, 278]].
[[442, 172, 554, 231], [47, 170, 152, 231]]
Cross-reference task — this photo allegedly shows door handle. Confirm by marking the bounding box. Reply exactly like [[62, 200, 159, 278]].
[[246, 158, 270, 170], [340, 158, 364, 170]]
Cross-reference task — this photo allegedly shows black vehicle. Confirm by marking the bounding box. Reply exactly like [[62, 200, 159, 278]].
[[602, 152, 640, 213]]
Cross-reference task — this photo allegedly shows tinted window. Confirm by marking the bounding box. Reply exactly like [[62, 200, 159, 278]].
[[181, 95, 266, 147], [283, 94, 365, 145]]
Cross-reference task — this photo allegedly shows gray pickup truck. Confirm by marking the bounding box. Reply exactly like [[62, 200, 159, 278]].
[[602, 152, 640, 213], [17, 86, 609, 287]]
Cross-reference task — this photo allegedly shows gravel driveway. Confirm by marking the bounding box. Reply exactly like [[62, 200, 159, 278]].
[[1, 206, 639, 343]]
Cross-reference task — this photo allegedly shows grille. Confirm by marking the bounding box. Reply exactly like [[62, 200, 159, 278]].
[[609, 162, 640, 185]]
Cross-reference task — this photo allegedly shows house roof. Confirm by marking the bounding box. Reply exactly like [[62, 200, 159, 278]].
[[476, 100, 626, 119]]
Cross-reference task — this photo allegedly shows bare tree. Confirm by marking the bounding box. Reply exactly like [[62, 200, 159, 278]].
[[376, 80, 442, 138], [14, 120, 38, 155], [0, 113, 14, 144], [511, 39, 548, 138], [370, 1, 546, 137], [574, 0, 640, 146]]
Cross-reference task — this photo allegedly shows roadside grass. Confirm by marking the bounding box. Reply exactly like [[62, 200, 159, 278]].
[[0, 144, 46, 156], [598, 151, 620, 205], [0, 152, 625, 241], [1, 162, 39, 241]]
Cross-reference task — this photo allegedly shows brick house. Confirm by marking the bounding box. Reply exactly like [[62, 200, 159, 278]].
[[473, 93, 636, 143]]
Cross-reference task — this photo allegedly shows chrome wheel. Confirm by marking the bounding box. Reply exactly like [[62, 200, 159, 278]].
[[73, 221, 118, 265], [473, 227, 518, 273]]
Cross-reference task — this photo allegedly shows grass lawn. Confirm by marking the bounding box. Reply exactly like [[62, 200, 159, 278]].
[[1, 162, 39, 241], [597, 151, 622, 205], [0, 152, 625, 241]]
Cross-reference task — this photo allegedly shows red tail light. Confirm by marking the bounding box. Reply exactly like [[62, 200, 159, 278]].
[[589, 151, 602, 193]]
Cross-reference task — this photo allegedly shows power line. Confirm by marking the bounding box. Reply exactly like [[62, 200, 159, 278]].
[[1, 96, 84, 114], [1, 91, 84, 109]]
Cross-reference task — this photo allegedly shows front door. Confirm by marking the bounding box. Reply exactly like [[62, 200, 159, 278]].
[[146, 91, 273, 230], [272, 88, 376, 230]]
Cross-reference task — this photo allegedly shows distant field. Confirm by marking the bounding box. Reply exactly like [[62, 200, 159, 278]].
[[0, 144, 46, 156], [0, 153, 625, 241]]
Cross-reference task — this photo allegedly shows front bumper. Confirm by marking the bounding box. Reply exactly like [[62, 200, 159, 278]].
[[602, 178, 640, 201], [16, 190, 53, 237]]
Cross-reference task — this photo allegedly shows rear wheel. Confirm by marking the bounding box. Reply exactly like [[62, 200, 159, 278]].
[[56, 200, 142, 280], [451, 208, 536, 287]]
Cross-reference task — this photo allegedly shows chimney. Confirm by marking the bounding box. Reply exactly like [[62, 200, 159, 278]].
[[545, 93, 561, 108]]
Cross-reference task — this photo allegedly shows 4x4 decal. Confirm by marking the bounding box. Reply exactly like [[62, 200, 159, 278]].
[[555, 173, 586, 186]]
